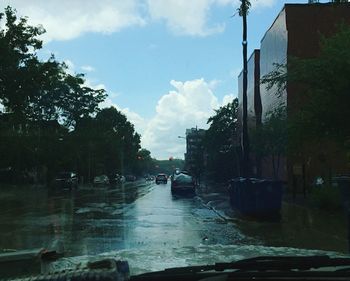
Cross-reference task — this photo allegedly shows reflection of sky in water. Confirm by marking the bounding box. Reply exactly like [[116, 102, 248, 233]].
[[0, 182, 348, 274]]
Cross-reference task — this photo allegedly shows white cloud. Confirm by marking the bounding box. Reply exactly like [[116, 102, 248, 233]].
[[141, 78, 230, 159], [0, 0, 275, 41], [222, 94, 236, 105], [121, 107, 147, 134], [145, 0, 276, 38], [0, 0, 146, 42], [83, 77, 106, 91], [146, 0, 230, 36], [81, 65, 95, 72], [99, 97, 147, 135], [208, 79, 222, 89]]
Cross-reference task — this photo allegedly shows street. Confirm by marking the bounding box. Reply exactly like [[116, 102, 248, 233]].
[[0, 181, 254, 256], [0, 181, 348, 274]]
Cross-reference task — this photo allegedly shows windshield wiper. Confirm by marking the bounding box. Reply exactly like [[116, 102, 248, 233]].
[[214, 255, 350, 272], [133, 255, 350, 278], [7, 256, 350, 281]]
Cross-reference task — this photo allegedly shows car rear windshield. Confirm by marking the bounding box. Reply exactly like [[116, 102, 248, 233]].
[[174, 174, 193, 183]]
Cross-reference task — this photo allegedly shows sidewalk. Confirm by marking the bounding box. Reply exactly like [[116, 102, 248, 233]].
[[197, 180, 348, 253], [196, 181, 237, 221]]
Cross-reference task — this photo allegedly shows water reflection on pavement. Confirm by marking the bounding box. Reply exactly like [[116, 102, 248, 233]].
[[0, 180, 347, 270]]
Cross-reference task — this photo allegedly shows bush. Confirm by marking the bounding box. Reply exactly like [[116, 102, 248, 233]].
[[310, 186, 342, 211]]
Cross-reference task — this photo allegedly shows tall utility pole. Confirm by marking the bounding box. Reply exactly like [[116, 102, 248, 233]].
[[240, 0, 250, 177]]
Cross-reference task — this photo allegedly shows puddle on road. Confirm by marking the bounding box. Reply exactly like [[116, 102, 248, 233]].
[[1, 182, 349, 275]]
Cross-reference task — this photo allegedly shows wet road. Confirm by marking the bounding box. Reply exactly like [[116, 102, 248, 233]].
[[0, 181, 348, 273], [0, 181, 255, 256]]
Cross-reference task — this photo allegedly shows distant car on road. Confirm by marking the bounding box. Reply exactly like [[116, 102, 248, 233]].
[[93, 175, 110, 187], [171, 173, 196, 195], [54, 172, 78, 190], [125, 175, 137, 182], [156, 173, 168, 184]]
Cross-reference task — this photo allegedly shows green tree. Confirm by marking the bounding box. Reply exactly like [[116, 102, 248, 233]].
[[251, 105, 287, 179], [204, 99, 240, 181], [72, 107, 141, 182], [0, 6, 44, 122], [134, 149, 153, 176], [0, 6, 106, 126], [0, 6, 106, 182]]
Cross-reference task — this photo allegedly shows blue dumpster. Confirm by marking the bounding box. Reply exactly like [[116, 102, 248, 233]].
[[333, 175, 350, 209], [333, 175, 350, 253], [228, 178, 283, 218]]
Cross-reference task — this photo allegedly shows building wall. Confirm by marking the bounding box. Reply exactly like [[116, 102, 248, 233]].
[[286, 3, 350, 113], [258, 9, 288, 180], [238, 50, 261, 140], [237, 71, 243, 147], [238, 49, 262, 176], [259, 3, 350, 188], [284, 3, 350, 192], [238, 3, 350, 183], [185, 128, 206, 175], [260, 8, 288, 120], [254, 50, 262, 128]]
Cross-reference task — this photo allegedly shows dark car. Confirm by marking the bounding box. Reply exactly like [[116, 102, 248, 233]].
[[155, 174, 167, 184], [109, 173, 123, 186], [54, 172, 78, 190], [171, 173, 196, 195]]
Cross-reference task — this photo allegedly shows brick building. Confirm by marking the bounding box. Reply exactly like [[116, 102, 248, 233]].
[[238, 3, 350, 192], [184, 128, 206, 177]]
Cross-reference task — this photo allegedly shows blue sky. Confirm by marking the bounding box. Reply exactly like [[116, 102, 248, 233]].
[[1, 0, 305, 159]]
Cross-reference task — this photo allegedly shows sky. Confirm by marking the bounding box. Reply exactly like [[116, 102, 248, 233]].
[[1, 0, 306, 159]]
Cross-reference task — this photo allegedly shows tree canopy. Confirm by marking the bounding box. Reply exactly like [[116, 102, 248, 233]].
[[0, 6, 149, 183], [204, 99, 240, 181], [0, 6, 106, 127]]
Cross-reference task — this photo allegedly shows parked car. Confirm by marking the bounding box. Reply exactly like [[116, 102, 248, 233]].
[[108, 173, 124, 185], [125, 175, 137, 182], [54, 172, 78, 190], [171, 173, 196, 195], [93, 175, 110, 187], [120, 175, 126, 183], [155, 173, 168, 184]]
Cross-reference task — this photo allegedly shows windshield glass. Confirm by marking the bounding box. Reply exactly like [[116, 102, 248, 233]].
[[0, 0, 350, 278]]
